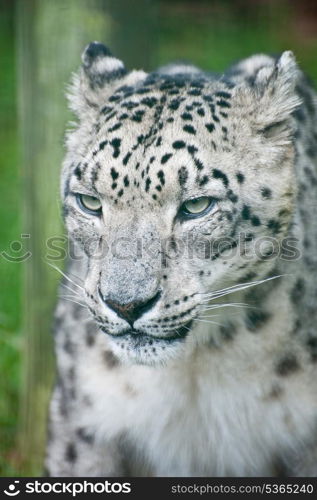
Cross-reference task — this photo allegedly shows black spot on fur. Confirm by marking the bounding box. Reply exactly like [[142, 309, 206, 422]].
[[107, 95, 120, 103], [183, 125, 196, 135], [241, 271, 257, 282], [275, 353, 300, 376], [91, 163, 100, 186], [103, 350, 119, 368], [205, 123, 215, 133], [187, 145, 198, 154], [121, 101, 138, 110], [212, 168, 229, 187], [199, 175, 209, 186], [216, 98, 231, 109], [145, 177, 151, 192], [65, 443, 77, 463], [74, 164, 82, 180], [242, 205, 250, 220], [203, 95, 213, 103], [172, 140, 186, 149], [123, 152, 132, 165], [132, 110, 144, 122], [306, 144, 317, 160], [168, 99, 181, 111], [101, 105, 113, 114], [161, 153, 172, 164], [157, 170, 165, 186], [215, 91, 232, 99], [219, 322, 236, 342], [236, 172, 245, 184], [261, 187, 272, 199], [141, 96, 158, 108], [76, 427, 94, 444], [293, 108, 306, 122], [251, 215, 261, 226], [306, 333, 317, 362], [108, 123, 122, 132], [110, 168, 119, 180], [245, 310, 271, 332], [194, 157, 204, 170], [290, 278, 305, 304], [110, 138, 121, 158], [181, 112, 193, 121], [63, 334, 74, 354], [178, 166, 188, 186], [268, 219, 282, 235], [227, 189, 238, 203], [123, 175, 129, 187]]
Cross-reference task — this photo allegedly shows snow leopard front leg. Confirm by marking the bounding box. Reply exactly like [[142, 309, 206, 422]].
[[46, 393, 127, 476], [45, 300, 129, 477]]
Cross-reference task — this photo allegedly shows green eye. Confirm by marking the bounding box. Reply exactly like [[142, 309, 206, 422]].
[[76, 194, 102, 214], [180, 197, 215, 217]]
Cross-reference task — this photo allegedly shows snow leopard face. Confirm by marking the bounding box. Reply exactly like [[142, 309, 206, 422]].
[[61, 42, 300, 365]]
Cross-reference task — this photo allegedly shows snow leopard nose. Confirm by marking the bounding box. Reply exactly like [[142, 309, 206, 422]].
[[100, 290, 162, 326]]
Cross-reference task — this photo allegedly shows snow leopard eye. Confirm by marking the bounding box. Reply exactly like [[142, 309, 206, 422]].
[[180, 197, 215, 217], [76, 194, 102, 215]]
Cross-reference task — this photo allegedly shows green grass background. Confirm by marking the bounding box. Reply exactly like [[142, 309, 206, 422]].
[[0, 0, 316, 476], [0, 3, 22, 476]]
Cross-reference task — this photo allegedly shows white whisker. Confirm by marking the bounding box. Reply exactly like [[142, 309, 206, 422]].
[[201, 274, 287, 302], [182, 326, 191, 332], [59, 294, 83, 300], [66, 270, 84, 284], [198, 314, 223, 318], [202, 303, 254, 311], [61, 297, 88, 309], [61, 282, 83, 297], [47, 262, 85, 292], [193, 318, 224, 327]]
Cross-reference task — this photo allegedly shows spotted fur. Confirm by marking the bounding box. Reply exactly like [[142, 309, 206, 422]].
[[46, 42, 317, 476]]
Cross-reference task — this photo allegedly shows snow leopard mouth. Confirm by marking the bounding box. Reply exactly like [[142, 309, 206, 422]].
[[100, 322, 192, 348]]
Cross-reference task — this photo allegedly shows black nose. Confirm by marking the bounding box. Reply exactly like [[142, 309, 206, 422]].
[[99, 290, 161, 326]]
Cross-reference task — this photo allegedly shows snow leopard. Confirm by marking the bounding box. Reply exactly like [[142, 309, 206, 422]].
[[46, 42, 317, 477]]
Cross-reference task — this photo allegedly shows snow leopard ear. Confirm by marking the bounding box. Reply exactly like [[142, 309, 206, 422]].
[[67, 42, 127, 119], [235, 51, 302, 142], [252, 51, 302, 140]]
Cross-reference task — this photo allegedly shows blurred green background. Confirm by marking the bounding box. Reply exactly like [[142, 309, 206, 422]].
[[0, 0, 316, 477]]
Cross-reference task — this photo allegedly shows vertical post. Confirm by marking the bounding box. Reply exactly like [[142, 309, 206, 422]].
[[17, 0, 157, 475]]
